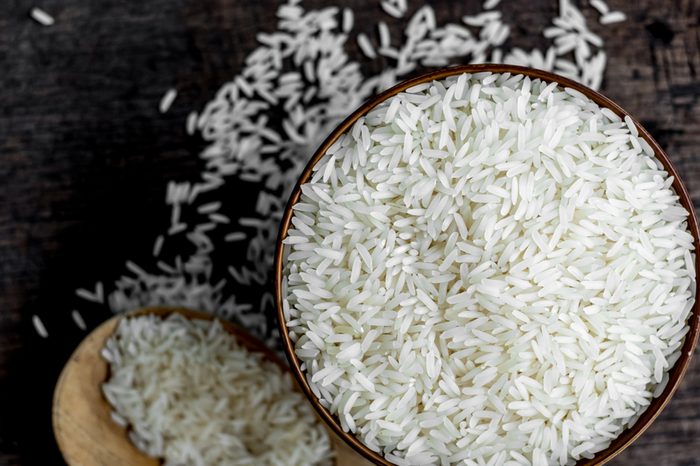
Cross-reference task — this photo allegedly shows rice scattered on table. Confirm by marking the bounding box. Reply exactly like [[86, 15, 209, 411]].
[[30, 7, 54, 26], [70, 0, 625, 348]]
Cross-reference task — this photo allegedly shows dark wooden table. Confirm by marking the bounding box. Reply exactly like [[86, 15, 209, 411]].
[[1, 0, 699, 464]]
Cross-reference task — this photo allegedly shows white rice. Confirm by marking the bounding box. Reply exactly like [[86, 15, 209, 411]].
[[102, 314, 333, 466], [283, 72, 696, 466], [378, 21, 391, 48], [358, 33, 378, 59], [186, 111, 198, 135], [381, 0, 407, 19], [71, 310, 87, 330], [152, 235, 164, 257], [342, 8, 354, 33], [30, 7, 54, 26], [159, 88, 178, 114], [589, 0, 609, 15], [32, 315, 48, 338], [224, 232, 247, 242], [600, 11, 627, 25], [75, 282, 104, 304]]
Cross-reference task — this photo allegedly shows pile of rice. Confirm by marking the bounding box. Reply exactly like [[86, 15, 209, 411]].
[[101, 314, 333, 466], [283, 72, 696, 465]]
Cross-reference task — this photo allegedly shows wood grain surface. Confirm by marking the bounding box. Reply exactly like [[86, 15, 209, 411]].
[[0, 0, 699, 465]]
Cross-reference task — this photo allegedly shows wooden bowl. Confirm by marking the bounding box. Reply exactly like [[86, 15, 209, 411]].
[[52, 306, 368, 466], [273, 64, 700, 466]]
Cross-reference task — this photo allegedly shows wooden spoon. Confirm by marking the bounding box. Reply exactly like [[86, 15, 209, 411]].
[[52, 306, 369, 466]]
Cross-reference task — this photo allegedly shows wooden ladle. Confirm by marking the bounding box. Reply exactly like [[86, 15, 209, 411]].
[[52, 306, 368, 466]]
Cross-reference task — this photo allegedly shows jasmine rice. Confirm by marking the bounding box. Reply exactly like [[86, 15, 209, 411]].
[[283, 72, 696, 466]]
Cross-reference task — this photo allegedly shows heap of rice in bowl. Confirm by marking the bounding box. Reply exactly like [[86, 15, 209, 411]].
[[282, 72, 696, 465]]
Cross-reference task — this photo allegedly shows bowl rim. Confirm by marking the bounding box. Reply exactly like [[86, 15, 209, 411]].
[[273, 63, 700, 466]]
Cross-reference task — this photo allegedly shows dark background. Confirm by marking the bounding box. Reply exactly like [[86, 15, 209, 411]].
[[1, 0, 699, 464]]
